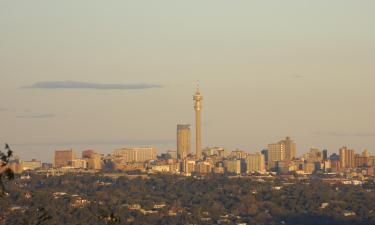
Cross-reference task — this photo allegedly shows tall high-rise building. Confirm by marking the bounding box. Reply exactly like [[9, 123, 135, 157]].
[[246, 152, 266, 173], [193, 83, 203, 160], [322, 149, 328, 160], [279, 137, 296, 160], [355, 154, 368, 168], [113, 147, 157, 163], [224, 159, 241, 175], [87, 153, 102, 170], [177, 124, 191, 159], [339, 146, 355, 169], [54, 149, 76, 168], [261, 149, 269, 166], [305, 148, 323, 162], [268, 143, 285, 170]]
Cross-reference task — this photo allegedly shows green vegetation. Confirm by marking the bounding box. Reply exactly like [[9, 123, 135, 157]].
[[0, 144, 14, 196], [1, 173, 375, 225]]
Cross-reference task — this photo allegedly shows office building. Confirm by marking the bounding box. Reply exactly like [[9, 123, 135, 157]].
[[203, 147, 228, 158], [279, 137, 296, 160], [195, 161, 212, 174], [268, 142, 285, 170], [113, 147, 157, 163], [305, 148, 323, 162], [276, 160, 297, 173], [182, 160, 196, 175], [224, 159, 241, 175], [355, 154, 368, 168], [70, 159, 87, 169], [246, 152, 266, 173], [261, 149, 269, 166], [54, 149, 76, 168], [87, 153, 102, 170], [339, 147, 355, 169], [229, 150, 248, 159], [177, 124, 191, 159], [330, 153, 340, 161], [323, 149, 328, 160], [22, 159, 42, 171]]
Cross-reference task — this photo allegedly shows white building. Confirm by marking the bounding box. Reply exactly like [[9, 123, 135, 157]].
[[113, 147, 157, 163]]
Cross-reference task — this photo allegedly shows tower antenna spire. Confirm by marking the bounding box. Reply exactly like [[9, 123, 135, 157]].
[[193, 82, 202, 160]]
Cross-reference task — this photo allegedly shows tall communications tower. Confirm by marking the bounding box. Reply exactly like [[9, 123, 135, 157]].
[[193, 82, 203, 160]]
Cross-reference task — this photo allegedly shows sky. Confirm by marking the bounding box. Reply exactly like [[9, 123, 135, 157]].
[[1, 0, 374, 162]]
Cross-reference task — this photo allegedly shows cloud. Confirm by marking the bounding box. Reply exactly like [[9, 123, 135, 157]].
[[0, 108, 8, 111], [17, 114, 56, 119], [24, 81, 164, 90], [314, 131, 375, 137], [295, 75, 304, 78]]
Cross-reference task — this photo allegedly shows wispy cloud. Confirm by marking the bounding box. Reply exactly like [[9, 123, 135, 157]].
[[0, 108, 8, 111], [17, 114, 56, 119], [24, 81, 164, 90], [314, 131, 375, 137]]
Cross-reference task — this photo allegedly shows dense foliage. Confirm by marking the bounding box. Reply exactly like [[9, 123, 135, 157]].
[[1, 173, 375, 225], [0, 144, 14, 196]]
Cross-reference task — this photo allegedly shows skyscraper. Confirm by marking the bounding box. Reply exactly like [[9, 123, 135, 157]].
[[268, 143, 285, 170], [87, 153, 102, 170], [339, 146, 355, 169], [193, 83, 203, 160], [177, 124, 191, 159], [246, 152, 266, 173], [261, 149, 269, 166], [54, 149, 76, 168], [323, 149, 328, 160], [280, 137, 296, 160]]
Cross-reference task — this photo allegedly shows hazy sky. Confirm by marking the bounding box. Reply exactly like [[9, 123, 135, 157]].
[[1, 0, 374, 162]]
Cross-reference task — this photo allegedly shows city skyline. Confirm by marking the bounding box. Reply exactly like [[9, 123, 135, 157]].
[[2, 2, 375, 225], [1, 1, 375, 162], [2, 83, 375, 163]]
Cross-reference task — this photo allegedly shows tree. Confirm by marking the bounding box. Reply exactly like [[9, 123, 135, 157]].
[[0, 143, 14, 196]]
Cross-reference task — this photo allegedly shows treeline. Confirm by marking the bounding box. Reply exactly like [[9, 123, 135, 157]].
[[1, 174, 375, 225]]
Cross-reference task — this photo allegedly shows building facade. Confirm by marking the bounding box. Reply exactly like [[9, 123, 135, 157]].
[[177, 124, 191, 160], [54, 149, 76, 168], [224, 159, 241, 175], [22, 159, 42, 171], [113, 147, 157, 163], [87, 153, 102, 170], [279, 137, 296, 160], [246, 152, 266, 173], [71, 159, 87, 169], [268, 143, 285, 170], [339, 147, 355, 169]]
